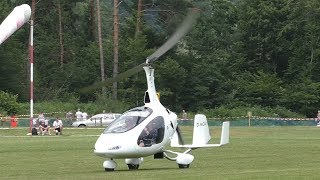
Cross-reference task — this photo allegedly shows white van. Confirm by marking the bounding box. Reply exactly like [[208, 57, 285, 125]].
[[72, 113, 121, 127]]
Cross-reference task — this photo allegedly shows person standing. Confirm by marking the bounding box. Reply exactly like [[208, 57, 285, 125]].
[[10, 114, 18, 128], [75, 108, 82, 121], [317, 110, 320, 126], [82, 111, 88, 120], [38, 112, 45, 123], [65, 111, 73, 126], [182, 110, 188, 121]]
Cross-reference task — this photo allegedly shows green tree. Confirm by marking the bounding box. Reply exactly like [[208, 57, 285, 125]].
[[180, 0, 238, 111], [0, 1, 29, 101], [237, 0, 291, 75], [0, 91, 20, 115], [235, 71, 284, 107]]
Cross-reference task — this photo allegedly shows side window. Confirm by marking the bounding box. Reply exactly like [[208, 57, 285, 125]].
[[92, 116, 101, 121], [137, 116, 165, 147], [106, 114, 113, 119]]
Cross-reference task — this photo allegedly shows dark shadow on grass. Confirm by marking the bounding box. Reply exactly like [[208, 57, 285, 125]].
[[91, 167, 180, 173]]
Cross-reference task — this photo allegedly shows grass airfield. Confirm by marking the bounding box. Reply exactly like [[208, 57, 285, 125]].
[[1, 126, 320, 180]]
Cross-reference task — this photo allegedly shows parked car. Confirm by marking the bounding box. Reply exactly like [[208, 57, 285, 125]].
[[72, 113, 121, 127]]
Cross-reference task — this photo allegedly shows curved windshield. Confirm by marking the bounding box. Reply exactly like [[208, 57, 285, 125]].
[[103, 107, 153, 134]]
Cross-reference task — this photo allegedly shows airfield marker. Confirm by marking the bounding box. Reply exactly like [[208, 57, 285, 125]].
[[0, 4, 31, 45]]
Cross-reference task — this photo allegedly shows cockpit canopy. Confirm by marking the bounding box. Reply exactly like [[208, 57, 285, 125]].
[[103, 107, 153, 134]]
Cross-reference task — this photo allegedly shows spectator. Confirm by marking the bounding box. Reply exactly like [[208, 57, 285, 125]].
[[75, 108, 82, 121], [66, 111, 73, 126], [39, 120, 50, 135], [38, 112, 45, 122], [182, 110, 188, 121], [82, 112, 88, 120], [316, 110, 320, 126], [32, 117, 38, 128], [53, 117, 63, 135], [2, 116, 9, 126], [10, 114, 18, 128], [31, 117, 39, 135], [1, 115, 7, 126]]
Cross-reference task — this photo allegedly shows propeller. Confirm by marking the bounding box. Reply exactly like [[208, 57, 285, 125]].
[[80, 8, 200, 93], [176, 125, 185, 145]]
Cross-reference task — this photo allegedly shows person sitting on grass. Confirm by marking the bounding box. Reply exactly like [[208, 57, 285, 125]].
[[53, 117, 63, 135], [39, 120, 50, 135]]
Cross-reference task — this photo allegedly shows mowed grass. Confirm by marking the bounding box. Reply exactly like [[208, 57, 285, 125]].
[[1, 126, 320, 180]]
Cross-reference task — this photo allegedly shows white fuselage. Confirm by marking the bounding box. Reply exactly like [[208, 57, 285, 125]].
[[94, 66, 178, 159], [94, 103, 177, 158]]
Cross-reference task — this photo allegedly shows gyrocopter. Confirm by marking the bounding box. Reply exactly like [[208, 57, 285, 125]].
[[82, 8, 230, 171]]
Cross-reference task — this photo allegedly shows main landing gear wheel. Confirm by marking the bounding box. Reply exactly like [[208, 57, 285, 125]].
[[178, 164, 190, 168], [127, 164, 139, 170], [105, 168, 114, 171], [125, 158, 143, 170]]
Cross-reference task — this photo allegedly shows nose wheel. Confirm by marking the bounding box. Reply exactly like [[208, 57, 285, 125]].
[[105, 168, 114, 171], [103, 159, 117, 171]]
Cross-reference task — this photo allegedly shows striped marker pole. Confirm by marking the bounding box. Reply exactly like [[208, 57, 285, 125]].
[[29, 19, 34, 133]]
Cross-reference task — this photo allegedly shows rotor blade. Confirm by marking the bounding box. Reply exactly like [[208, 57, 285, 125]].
[[80, 63, 145, 93], [146, 8, 200, 63], [80, 8, 200, 93], [176, 125, 185, 145]]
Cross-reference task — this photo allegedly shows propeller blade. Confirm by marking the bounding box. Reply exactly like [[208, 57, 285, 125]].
[[146, 8, 200, 63], [80, 63, 145, 93], [80, 8, 200, 93], [176, 125, 185, 145]]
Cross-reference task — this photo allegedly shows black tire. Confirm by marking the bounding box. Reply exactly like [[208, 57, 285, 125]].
[[178, 164, 190, 168], [78, 124, 86, 128], [105, 168, 114, 171], [127, 164, 139, 170]]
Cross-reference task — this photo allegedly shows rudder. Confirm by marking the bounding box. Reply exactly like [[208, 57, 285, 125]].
[[192, 114, 211, 146]]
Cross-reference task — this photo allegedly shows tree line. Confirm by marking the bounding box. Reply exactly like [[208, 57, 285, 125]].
[[0, 0, 319, 117]]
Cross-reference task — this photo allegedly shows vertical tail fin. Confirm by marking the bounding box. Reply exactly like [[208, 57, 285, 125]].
[[220, 121, 230, 145], [170, 114, 230, 148], [192, 114, 211, 146]]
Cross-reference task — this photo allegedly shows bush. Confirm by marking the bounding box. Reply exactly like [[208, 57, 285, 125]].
[[0, 91, 21, 115], [17, 98, 132, 118], [199, 105, 305, 119]]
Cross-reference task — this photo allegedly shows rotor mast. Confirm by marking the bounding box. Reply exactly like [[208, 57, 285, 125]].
[[143, 66, 159, 104]]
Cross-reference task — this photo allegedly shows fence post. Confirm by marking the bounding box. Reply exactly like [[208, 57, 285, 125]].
[[247, 111, 252, 127]]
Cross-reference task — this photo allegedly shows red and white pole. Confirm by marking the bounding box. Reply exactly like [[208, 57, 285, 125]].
[[29, 19, 34, 133]]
